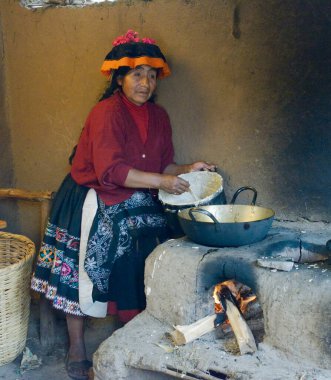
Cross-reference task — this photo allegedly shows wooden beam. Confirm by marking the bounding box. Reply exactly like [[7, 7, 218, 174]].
[[0, 188, 54, 202], [39, 296, 56, 352]]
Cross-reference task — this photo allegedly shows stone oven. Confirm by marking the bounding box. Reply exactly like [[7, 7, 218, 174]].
[[93, 220, 331, 380]]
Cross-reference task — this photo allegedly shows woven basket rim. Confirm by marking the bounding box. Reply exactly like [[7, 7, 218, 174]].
[[0, 232, 35, 272]]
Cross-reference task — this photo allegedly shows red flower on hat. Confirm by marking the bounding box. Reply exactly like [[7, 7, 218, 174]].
[[112, 29, 156, 46]]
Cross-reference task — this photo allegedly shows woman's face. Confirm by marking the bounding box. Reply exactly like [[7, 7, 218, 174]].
[[117, 65, 157, 106]]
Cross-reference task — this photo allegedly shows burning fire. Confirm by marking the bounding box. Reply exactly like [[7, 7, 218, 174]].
[[213, 280, 257, 325]]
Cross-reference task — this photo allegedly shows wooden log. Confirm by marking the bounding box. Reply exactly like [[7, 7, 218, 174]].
[[40, 201, 51, 242], [224, 299, 257, 355], [39, 296, 56, 352], [165, 365, 227, 380], [0, 188, 54, 202], [169, 304, 257, 356], [247, 317, 264, 330], [247, 318, 265, 337], [169, 315, 216, 346], [38, 200, 55, 349], [45, 0, 67, 5]]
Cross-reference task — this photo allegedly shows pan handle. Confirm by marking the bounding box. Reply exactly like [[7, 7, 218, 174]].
[[188, 208, 219, 223], [230, 186, 257, 205]]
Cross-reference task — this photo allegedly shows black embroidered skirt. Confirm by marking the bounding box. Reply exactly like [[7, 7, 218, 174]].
[[31, 174, 169, 320], [31, 174, 88, 315]]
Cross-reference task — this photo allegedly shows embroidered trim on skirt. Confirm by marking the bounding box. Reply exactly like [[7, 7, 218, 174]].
[[31, 174, 169, 317], [31, 174, 88, 316]]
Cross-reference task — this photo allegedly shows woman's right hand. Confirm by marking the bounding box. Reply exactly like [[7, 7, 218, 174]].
[[124, 169, 190, 194], [159, 174, 190, 195]]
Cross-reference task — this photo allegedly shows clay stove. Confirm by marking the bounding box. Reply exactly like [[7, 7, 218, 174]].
[[93, 220, 331, 380]]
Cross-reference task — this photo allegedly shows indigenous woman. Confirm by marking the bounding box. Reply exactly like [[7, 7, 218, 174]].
[[31, 29, 215, 380]]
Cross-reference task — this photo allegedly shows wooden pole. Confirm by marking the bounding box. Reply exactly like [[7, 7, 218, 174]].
[[39, 296, 57, 352], [38, 199, 56, 351], [40, 200, 51, 241], [0, 188, 54, 202]]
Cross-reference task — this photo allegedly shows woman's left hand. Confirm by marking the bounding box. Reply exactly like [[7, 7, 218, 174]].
[[189, 161, 217, 172]]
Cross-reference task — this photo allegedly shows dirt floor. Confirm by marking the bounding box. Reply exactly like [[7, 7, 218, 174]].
[[0, 301, 119, 380]]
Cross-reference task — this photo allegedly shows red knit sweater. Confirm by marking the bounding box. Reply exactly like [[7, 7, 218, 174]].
[[71, 91, 175, 205]]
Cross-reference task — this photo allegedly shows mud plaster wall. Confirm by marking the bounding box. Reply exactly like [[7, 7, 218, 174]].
[[0, 12, 17, 231], [0, 0, 330, 246]]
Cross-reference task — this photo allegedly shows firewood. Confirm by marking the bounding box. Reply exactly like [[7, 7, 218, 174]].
[[244, 301, 263, 320], [224, 299, 257, 355], [168, 315, 216, 346], [245, 311, 265, 343], [169, 279, 258, 353], [246, 317, 264, 328], [169, 304, 258, 355], [45, 0, 68, 5]]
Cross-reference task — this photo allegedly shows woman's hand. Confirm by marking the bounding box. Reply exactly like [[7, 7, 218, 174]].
[[124, 169, 190, 194], [159, 174, 190, 195], [189, 161, 217, 172]]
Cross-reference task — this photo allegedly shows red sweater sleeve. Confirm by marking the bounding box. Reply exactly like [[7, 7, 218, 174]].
[[71, 100, 133, 189], [92, 108, 133, 187]]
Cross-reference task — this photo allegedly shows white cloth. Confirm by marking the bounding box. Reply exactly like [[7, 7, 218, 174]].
[[79, 188, 107, 317]]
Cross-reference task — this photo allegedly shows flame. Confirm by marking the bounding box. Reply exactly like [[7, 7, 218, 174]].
[[213, 279, 257, 316]]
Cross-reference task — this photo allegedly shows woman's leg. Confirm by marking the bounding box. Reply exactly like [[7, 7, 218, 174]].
[[66, 315, 92, 379], [66, 314, 87, 361]]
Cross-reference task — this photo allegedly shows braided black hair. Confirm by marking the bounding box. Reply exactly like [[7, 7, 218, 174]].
[[99, 67, 131, 101]]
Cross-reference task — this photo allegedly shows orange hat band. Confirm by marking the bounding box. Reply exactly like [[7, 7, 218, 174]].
[[101, 57, 171, 79]]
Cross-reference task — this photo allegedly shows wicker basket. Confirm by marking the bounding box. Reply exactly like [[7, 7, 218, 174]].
[[0, 232, 35, 366]]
